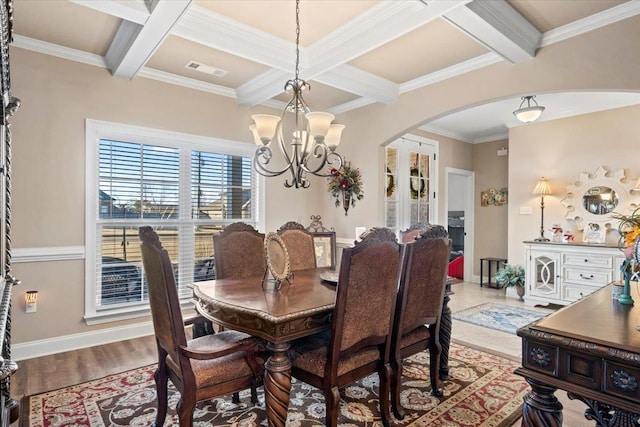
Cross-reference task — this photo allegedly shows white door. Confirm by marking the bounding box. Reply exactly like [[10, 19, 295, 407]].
[[384, 136, 437, 235]]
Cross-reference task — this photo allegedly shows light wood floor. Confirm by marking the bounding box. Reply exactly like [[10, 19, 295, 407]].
[[12, 282, 589, 426]]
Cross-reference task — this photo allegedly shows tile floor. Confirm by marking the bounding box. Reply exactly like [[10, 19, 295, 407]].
[[449, 281, 588, 426]]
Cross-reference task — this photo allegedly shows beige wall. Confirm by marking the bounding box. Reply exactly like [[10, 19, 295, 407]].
[[507, 105, 640, 266], [473, 140, 509, 275], [7, 13, 640, 350]]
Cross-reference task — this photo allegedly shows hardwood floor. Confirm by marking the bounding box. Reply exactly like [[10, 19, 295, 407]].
[[12, 283, 589, 426]]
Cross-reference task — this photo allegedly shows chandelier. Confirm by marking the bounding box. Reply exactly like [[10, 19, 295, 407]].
[[249, 0, 344, 188], [513, 95, 545, 123]]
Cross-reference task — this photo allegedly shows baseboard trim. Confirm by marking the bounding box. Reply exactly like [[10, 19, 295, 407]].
[[13, 322, 154, 361]]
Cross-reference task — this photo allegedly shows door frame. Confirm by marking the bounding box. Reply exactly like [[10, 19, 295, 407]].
[[445, 167, 474, 283]]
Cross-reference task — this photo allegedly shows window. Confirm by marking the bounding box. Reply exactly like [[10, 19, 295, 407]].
[[85, 120, 262, 323], [384, 136, 437, 234]]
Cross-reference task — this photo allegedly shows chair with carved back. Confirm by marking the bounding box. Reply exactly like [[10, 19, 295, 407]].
[[287, 227, 404, 427], [213, 222, 266, 280], [390, 224, 450, 420], [277, 221, 317, 271], [400, 221, 431, 244], [138, 226, 264, 427]]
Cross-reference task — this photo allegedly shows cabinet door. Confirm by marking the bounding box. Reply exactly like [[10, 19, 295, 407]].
[[529, 251, 561, 299]]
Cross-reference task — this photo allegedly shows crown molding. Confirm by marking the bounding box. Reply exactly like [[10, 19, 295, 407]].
[[541, 0, 640, 47], [418, 124, 473, 143], [138, 67, 236, 98], [12, 35, 107, 68], [328, 97, 376, 116], [474, 132, 509, 144], [400, 52, 502, 93]]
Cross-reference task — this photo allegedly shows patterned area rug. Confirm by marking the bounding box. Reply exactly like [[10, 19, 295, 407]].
[[452, 303, 549, 334], [21, 343, 528, 427]]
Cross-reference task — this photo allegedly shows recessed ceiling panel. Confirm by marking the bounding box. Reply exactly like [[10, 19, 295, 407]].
[[349, 19, 489, 84], [273, 80, 358, 112], [147, 35, 270, 88], [194, 0, 378, 46], [13, 0, 120, 56], [507, 0, 627, 33]]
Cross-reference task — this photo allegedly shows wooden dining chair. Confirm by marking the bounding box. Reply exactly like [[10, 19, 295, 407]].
[[277, 221, 317, 271], [139, 226, 265, 427], [287, 227, 404, 427], [390, 224, 450, 420], [213, 222, 266, 279], [400, 221, 431, 244]]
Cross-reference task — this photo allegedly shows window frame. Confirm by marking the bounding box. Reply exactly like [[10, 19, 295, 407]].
[[84, 120, 265, 324]]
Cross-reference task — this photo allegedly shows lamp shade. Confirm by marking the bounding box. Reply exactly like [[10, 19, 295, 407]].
[[513, 95, 545, 123], [305, 112, 334, 139], [325, 124, 345, 151], [533, 177, 552, 196], [251, 114, 280, 144]]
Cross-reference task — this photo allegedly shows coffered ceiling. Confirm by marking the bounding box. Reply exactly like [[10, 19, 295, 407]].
[[12, 0, 640, 142]]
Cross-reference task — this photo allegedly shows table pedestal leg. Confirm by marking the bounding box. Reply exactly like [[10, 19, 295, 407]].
[[439, 288, 452, 380], [521, 377, 563, 427], [264, 342, 292, 427]]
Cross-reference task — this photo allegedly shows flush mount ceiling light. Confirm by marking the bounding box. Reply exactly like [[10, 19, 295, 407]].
[[513, 95, 545, 123], [249, 0, 344, 189]]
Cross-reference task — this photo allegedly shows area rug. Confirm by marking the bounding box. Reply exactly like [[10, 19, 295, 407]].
[[452, 303, 549, 334], [20, 342, 528, 427]]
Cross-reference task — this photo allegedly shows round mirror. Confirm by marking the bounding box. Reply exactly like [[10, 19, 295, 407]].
[[264, 232, 291, 288], [582, 186, 618, 215]]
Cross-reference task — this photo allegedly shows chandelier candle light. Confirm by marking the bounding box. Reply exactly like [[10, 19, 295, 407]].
[[513, 95, 545, 123], [249, 0, 344, 188], [533, 177, 552, 242]]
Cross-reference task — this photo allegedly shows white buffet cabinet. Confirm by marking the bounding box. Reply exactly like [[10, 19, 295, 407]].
[[524, 241, 625, 307]]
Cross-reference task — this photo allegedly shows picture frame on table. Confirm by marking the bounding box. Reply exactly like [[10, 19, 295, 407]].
[[583, 222, 606, 244], [312, 232, 336, 269]]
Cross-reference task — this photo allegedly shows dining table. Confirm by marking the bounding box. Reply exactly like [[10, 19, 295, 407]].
[[189, 267, 453, 427]]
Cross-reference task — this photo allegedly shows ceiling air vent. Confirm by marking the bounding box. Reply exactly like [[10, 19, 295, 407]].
[[185, 61, 228, 78]]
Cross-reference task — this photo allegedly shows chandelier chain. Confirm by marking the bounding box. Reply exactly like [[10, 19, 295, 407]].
[[295, 0, 300, 81]]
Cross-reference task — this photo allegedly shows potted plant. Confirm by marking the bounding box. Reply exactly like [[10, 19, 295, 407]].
[[495, 264, 526, 299]]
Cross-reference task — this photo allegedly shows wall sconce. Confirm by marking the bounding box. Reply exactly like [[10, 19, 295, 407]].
[[533, 177, 553, 241], [25, 290, 38, 313]]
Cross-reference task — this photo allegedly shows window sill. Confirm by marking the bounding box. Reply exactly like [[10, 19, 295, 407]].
[[84, 300, 194, 326]]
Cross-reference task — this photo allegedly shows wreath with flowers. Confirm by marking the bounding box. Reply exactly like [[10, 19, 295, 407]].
[[327, 162, 364, 208]]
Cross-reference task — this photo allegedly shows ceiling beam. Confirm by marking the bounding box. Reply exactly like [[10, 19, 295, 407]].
[[443, 0, 541, 63], [234, 0, 470, 107], [105, 0, 192, 79]]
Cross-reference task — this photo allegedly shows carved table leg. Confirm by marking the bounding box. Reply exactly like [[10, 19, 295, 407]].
[[264, 342, 292, 427], [439, 290, 452, 380], [521, 377, 563, 427], [568, 392, 640, 427]]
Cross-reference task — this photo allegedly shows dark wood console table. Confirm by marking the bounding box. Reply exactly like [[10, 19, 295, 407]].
[[515, 285, 640, 426]]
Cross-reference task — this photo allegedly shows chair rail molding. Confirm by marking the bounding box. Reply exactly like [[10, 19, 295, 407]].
[[12, 246, 85, 263]]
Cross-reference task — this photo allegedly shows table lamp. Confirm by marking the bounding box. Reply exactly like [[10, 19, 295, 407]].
[[533, 177, 552, 242]]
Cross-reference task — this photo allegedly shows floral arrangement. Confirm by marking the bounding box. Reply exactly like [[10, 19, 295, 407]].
[[327, 162, 364, 209], [611, 207, 640, 262]]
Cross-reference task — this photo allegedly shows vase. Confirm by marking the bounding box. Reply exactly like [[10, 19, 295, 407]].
[[618, 268, 634, 305], [342, 191, 351, 216], [516, 285, 525, 300]]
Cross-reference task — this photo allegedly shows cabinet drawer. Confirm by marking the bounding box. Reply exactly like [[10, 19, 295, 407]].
[[564, 284, 600, 302], [563, 253, 614, 269], [564, 267, 612, 285]]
